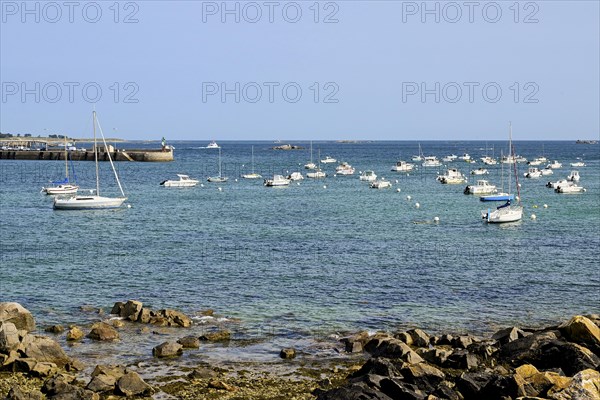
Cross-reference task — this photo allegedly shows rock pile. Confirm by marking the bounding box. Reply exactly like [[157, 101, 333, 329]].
[[110, 300, 192, 328], [315, 314, 600, 400]]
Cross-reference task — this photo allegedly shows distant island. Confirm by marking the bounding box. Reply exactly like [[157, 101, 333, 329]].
[[576, 139, 598, 144], [272, 144, 305, 150]]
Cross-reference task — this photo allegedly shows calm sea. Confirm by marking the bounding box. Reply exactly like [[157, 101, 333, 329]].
[[1, 140, 599, 366]]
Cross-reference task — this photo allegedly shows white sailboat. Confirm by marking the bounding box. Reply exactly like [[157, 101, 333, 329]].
[[242, 146, 262, 179], [307, 149, 326, 178], [304, 141, 316, 169], [482, 123, 523, 223], [43, 135, 79, 195], [207, 147, 228, 182], [53, 111, 127, 210], [411, 143, 423, 162]]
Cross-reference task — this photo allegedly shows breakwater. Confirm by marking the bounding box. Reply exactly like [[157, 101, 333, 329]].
[[0, 149, 173, 162]]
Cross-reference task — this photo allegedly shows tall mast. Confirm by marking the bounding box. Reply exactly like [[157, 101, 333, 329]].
[[93, 111, 100, 195], [251, 145, 255, 173], [64, 134, 69, 180], [310, 141, 313, 163], [507, 122, 512, 195], [218, 147, 222, 177]]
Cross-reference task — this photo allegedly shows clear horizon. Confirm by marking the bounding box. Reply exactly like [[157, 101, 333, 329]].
[[1, 1, 598, 140]]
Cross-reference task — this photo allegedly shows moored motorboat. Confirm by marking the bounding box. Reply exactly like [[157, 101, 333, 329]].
[[437, 168, 466, 184], [540, 167, 553, 176], [546, 179, 569, 189], [369, 179, 392, 189], [464, 179, 497, 195], [287, 172, 304, 181], [391, 160, 414, 172], [160, 174, 199, 187], [555, 183, 586, 193], [471, 168, 489, 175], [567, 170, 580, 182], [547, 161, 562, 169], [321, 156, 336, 164], [524, 167, 542, 178], [359, 170, 377, 182], [335, 162, 355, 175], [422, 156, 441, 167], [206, 140, 220, 149], [264, 175, 290, 187], [570, 161, 586, 167]]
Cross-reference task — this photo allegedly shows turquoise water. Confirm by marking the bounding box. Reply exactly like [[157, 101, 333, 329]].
[[1, 140, 599, 364]]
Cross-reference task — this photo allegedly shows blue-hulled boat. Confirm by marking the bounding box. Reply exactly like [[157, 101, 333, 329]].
[[480, 193, 515, 202]]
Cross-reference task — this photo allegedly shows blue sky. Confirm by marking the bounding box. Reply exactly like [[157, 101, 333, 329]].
[[1, 1, 598, 140]]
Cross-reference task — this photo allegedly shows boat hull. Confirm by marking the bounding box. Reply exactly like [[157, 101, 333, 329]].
[[43, 185, 79, 195], [482, 205, 523, 223], [53, 196, 127, 210], [480, 194, 515, 202]]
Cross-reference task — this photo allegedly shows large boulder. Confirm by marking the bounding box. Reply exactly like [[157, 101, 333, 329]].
[[500, 330, 560, 361], [5, 386, 44, 400], [66, 326, 84, 341], [152, 342, 183, 358], [548, 369, 600, 400], [314, 382, 393, 400], [116, 371, 153, 396], [86, 373, 116, 393], [0, 303, 35, 332], [161, 309, 192, 328], [21, 335, 71, 367], [364, 337, 424, 364], [399, 362, 445, 392], [559, 315, 600, 353], [120, 300, 143, 321], [200, 329, 231, 342], [0, 322, 20, 353], [534, 340, 600, 376], [87, 322, 119, 341], [407, 329, 430, 348]]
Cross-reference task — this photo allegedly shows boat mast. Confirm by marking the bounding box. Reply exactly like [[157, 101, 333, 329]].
[[310, 141, 313, 163], [251, 145, 255, 174], [64, 134, 69, 181], [93, 111, 100, 195], [218, 147, 222, 178]]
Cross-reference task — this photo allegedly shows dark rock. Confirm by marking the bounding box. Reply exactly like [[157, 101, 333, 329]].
[[452, 335, 474, 349], [399, 362, 445, 393], [492, 326, 527, 344], [314, 382, 393, 400], [380, 377, 427, 400], [188, 367, 217, 380], [341, 331, 370, 353], [438, 334, 454, 346], [64, 359, 84, 372], [350, 358, 401, 380], [432, 381, 463, 400], [365, 337, 424, 364], [177, 335, 200, 349], [5, 386, 44, 400], [14, 359, 37, 373], [42, 375, 98, 399], [21, 335, 71, 367], [91, 364, 126, 380], [551, 368, 600, 399], [116, 371, 154, 396], [499, 330, 559, 361], [394, 332, 413, 346], [152, 341, 183, 358], [0, 322, 20, 353], [161, 309, 192, 327], [87, 322, 119, 341], [0, 303, 36, 332], [479, 374, 533, 400], [444, 349, 479, 370], [534, 340, 600, 376], [417, 348, 452, 367], [86, 373, 116, 392], [407, 329, 430, 348], [120, 300, 143, 321], [467, 342, 496, 361], [200, 329, 231, 342], [280, 348, 296, 359], [455, 371, 493, 400], [110, 302, 124, 315], [44, 325, 64, 334]]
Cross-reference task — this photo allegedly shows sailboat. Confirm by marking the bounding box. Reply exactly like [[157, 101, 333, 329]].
[[482, 123, 523, 223], [304, 141, 316, 169], [306, 149, 326, 178], [42, 136, 79, 195], [242, 146, 261, 179], [53, 111, 127, 210], [411, 143, 423, 162], [207, 147, 228, 182], [480, 150, 514, 202]]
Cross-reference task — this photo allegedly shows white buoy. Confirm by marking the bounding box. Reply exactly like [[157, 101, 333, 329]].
[[415, 202, 420, 208], [323, 185, 327, 189], [433, 216, 440, 223], [235, 179, 238, 182], [516, 196, 520, 201], [406, 195, 412, 201], [518, 183, 522, 188], [395, 180, 399, 183], [127, 204, 132, 208], [297, 182, 300, 185], [396, 188, 401, 193], [531, 214, 537, 220], [200, 184, 204, 188], [218, 187, 223, 191], [543, 204, 548, 208]]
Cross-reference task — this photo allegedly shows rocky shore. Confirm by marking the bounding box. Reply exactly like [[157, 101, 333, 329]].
[[1, 301, 599, 399]]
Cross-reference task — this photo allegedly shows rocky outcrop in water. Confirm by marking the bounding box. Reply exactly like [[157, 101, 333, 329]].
[[315, 314, 600, 400], [110, 300, 192, 328], [0, 304, 35, 333]]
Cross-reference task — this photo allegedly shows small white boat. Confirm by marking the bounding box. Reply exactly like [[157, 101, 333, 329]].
[[359, 170, 377, 182], [546, 179, 569, 189], [207, 147, 228, 183], [370, 179, 392, 189], [264, 175, 290, 187], [516, 156, 528, 163], [570, 161, 586, 167], [501, 155, 516, 164], [471, 168, 489, 175], [547, 161, 562, 169], [422, 156, 442, 167], [287, 172, 304, 181], [321, 156, 336, 164], [482, 201, 523, 223], [458, 153, 471, 161], [412, 144, 423, 161], [206, 141, 220, 149], [464, 180, 497, 195], [161, 174, 199, 187], [437, 168, 466, 184], [567, 171, 580, 182], [335, 162, 355, 175], [540, 167, 553, 176], [555, 183, 586, 193], [306, 170, 326, 179], [528, 157, 546, 166], [305, 141, 316, 169], [481, 156, 497, 165], [42, 136, 79, 195], [391, 161, 414, 172], [524, 167, 542, 178], [442, 154, 457, 162]]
